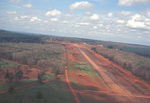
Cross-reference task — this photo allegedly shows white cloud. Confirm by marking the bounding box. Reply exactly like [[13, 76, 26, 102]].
[[44, 20, 48, 23], [120, 11, 131, 16], [93, 26, 98, 29], [66, 13, 74, 17], [23, 4, 32, 8], [14, 17, 19, 21], [6, 11, 17, 15], [10, 0, 19, 4], [127, 20, 146, 28], [132, 14, 142, 20], [69, 1, 93, 10], [117, 20, 125, 24], [30, 17, 41, 22], [45, 9, 61, 16], [50, 18, 59, 22], [77, 22, 90, 26], [15, 16, 29, 21], [108, 12, 113, 17], [20, 16, 28, 19], [126, 14, 150, 29], [118, 0, 150, 6], [90, 14, 99, 20]]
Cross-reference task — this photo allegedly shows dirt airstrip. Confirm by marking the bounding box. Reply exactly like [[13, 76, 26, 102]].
[[65, 43, 150, 103], [0, 42, 150, 103]]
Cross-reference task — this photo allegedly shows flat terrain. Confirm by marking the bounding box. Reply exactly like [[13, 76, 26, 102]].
[[65, 43, 150, 103], [0, 41, 150, 103]]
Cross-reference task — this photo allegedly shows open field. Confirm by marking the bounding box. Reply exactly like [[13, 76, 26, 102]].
[[0, 42, 68, 103], [0, 79, 75, 103], [0, 30, 150, 103], [71, 43, 150, 103]]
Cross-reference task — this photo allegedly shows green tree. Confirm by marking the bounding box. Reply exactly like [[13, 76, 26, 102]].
[[15, 69, 23, 81], [37, 73, 43, 84]]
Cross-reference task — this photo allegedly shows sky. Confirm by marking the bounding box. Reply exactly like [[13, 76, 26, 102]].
[[0, 0, 150, 46]]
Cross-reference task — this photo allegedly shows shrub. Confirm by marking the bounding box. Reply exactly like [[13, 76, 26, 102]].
[[36, 91, 43, 99]]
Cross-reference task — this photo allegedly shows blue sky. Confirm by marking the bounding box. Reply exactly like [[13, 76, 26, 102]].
[[0, 0, 150, 46]]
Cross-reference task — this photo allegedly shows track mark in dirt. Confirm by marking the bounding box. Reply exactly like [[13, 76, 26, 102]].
[[77, 47, 150, 103], [76, 89, 150, 99], [0, 78, 55, 94], [78, 48, 131, 94], [65, 68, 80, 103]]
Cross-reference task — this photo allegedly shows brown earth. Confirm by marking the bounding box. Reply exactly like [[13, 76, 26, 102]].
[[65, 42, 150, 103], [0, 42, 150, 103]]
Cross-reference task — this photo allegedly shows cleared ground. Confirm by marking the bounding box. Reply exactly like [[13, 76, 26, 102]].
[[65, 43, 150, 103], [0, 42, 150, 103]]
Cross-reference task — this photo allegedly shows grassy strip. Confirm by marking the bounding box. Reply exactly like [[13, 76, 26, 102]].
[[0, 80, 75, 103], [0, 59, 18, 69], [73, 62, 96, 80], [0, 74, 54, 90]]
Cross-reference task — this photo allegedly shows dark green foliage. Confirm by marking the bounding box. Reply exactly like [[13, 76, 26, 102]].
[[0, 80, 75, 103], [8, 85, 14, 93], [7, 72, 14, 83], [37, 73, 43, 84], [0, 30, 44, 43], [15, 69, 23, 81], [107, 45, 114, 49], [54, 69, 60, 78], [36, 91, 43, 99], [40, 72, 46, 77]]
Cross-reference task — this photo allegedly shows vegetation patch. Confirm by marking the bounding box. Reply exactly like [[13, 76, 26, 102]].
[[0, 80, 75, 103], [93, 47, 150, 82], [0, 43, 65, 75], [0, 59, 18, 69], [0, 79, 37, 90], [73, 62, 97, 80], [74, 62, 91, 71]]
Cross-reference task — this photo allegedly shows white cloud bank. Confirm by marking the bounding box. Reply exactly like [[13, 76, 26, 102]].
[[10, 0, 19, 4], [118, 0, 150, 6], [126, 14, 150, 30], [45, 9, 61, 16], [90, 14, 99, 20], [120, 11, 131, 16], [23, 4, 32, 8], [6, 11, 17, 15], [50, 18, 59, 22], [69, 1, 93, 10], [108, 12, 113, 17]]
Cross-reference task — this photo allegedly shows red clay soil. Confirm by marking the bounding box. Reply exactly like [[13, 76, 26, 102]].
[[78, 45, 150, 103], [64, 42, 150, 103], [66, 45, 116, 103], [65, 67, 80, 103]]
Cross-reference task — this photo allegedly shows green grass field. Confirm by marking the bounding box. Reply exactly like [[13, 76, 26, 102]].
[[73, 62, 98, 80], [0, 73, 55, 91], [0, 59, 18, 69], [0, 80, 75, 103]]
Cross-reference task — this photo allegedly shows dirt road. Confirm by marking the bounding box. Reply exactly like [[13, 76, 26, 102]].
[[76, 46, 150, 103], [65, 68, 80, 103]]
